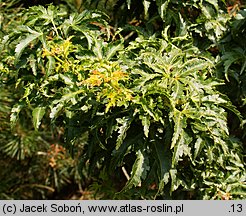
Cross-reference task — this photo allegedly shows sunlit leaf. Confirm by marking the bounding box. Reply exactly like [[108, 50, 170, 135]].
[[115, 117, 132, 150], [120, 150, 145, 191], [32, 106, 46, 130], [15, 29, 42, 62]]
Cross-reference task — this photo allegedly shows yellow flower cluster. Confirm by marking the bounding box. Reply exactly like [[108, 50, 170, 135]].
[[41, 37, 78, 74], [42, 36, 75, 59], [84, 69, 133, 112], [83, 70, 128, 87]]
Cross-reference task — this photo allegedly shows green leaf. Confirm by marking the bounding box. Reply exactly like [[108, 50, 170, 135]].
[[15, 29, 42, 62], [28, 54, 37, 76], [105, 40, 124, 60], [207, 146, 214, 164], [137, 97, 161, 122], [92, 39, 103, 60], [22, 83, 35, 102], [172, 130, 192, 167], [154, 139, 171, 190], [50, 102, 64, 120], [120, 150, 145, 191], [139, 114, 150, 137], [200, 4, 213, 19], [115, 117, 132, 150], [170, 110, 186, 149], [46, 56, 55, 76], [127, 0, 131, 10], [10, 103, 25, 128], [53, 89, 84, 104], [205, 0, 219, 11], [32, 106, 46, 130], [194, 136, 204, 159], [170, 169, 178, 193], [111, 133, 143, 170], [59, 74, 74, 85], [156, 0, 170, 20], [143, 0, 151, 19]]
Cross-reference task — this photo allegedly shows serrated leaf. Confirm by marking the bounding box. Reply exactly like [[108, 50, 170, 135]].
[[111, 133, 142, 171], [181, 61, 212, 77], [50, 102, 64, 120], [10, 103, 24, 128], [194, 136, 204, 159], [32, 107, 46, 130], [200, 4, 213, 19], [28, 54, 37, 76], [92, 39, 103, 60], [154, 139, 171, 187], [59, 74, 74, 85], [170, 110, 186, 149], [205, 0, 218, 11], [46, 56, 55, 76], [15, 30, 41, 62], [132, 69, 160, 91], [202, 94, 227, 103], [172, 130, 192, 167], [143, 0, 151, 19], [120, 150, 145, 191], [139, 114, 150, 137], [176, 13, 188, 38], [138, 97, 160, 122], [22, 83, 35, 101], [170, 169, 178, 193], [115, 117, 132, 150], [53, 89, 84, 104], [105, 40, 124, 60], [156, 0, 170, 20]]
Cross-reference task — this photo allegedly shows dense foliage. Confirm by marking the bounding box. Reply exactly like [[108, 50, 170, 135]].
[[0, 0, 245, 199]]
